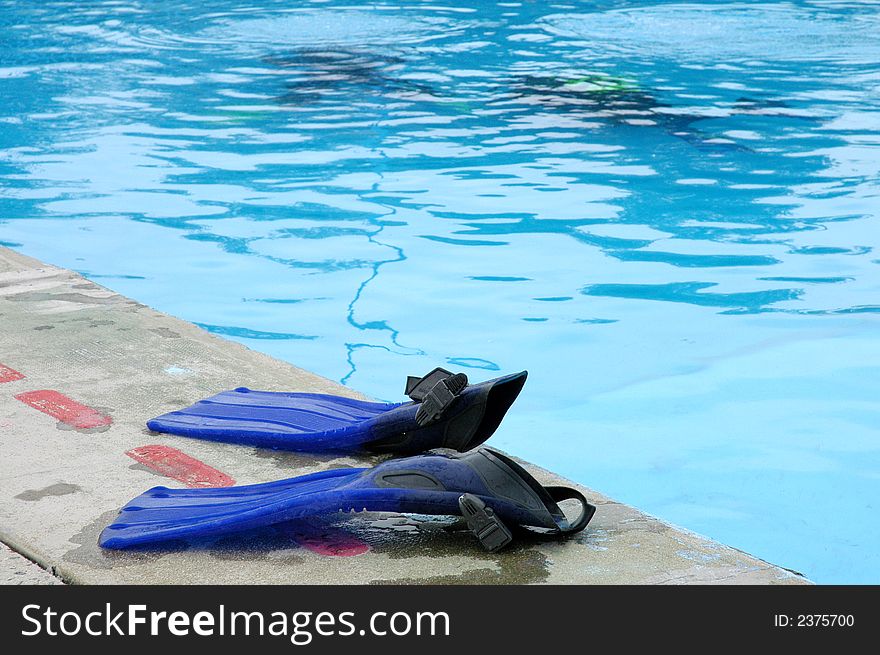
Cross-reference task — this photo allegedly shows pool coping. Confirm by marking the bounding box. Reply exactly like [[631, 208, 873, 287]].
[[0, 246, 809, 584]]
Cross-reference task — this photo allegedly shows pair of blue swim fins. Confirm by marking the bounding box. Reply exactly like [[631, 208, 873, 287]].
[[101, 368, 595, 552]]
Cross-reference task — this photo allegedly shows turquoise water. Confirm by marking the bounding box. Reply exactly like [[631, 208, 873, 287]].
[[2, 0, 879, 583]]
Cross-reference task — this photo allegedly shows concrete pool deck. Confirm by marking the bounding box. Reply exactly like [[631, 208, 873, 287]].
[[0, 246, 808, 585]]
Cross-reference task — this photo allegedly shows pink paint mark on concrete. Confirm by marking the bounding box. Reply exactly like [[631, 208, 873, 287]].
[[126, 445, 235, 488], [287, 519, 371, 557], [0, 364, 25, 384], [15, 390, 112, 429]]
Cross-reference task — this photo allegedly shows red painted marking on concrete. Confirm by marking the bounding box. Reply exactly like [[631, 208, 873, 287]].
[[0, 364, 25, 383], [15, 390, 112, 429], [287, 519, 371, 557], [126, 445, 235, 488]]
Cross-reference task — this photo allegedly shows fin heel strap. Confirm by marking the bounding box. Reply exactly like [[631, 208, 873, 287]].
[[544, 486, 596, 534]]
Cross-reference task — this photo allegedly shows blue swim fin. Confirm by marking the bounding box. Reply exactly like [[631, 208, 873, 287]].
[[147, 369, 527, 454], [99, 448, 594, 551]]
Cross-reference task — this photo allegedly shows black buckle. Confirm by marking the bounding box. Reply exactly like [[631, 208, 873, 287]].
[[406, 367, 454, 400], [458, 493, 513, 552], [408, 370, 468, 426]]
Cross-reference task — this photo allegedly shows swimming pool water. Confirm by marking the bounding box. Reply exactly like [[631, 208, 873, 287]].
[[2, 0, 879, 583]]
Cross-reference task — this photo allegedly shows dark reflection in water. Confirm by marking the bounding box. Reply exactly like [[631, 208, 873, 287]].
[[267, 49, 436, 104], [265, 50, 808, 158], [498, 74, 818, 153]]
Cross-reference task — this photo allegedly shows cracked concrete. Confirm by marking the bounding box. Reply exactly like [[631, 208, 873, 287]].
[[0, 246, 809, 584]]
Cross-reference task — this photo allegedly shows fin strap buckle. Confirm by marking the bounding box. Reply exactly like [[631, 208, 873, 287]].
[[407, 368, 468, 426], [458, 493, 513, 552], [405, 367, 454, 400]]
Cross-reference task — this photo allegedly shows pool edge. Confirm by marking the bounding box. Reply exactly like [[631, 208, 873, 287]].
[[0, 246, 811, 585]]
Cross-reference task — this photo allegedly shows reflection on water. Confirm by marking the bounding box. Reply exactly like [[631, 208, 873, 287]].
[[1, 0, 879, 583], [501, 73, 773, 151], [268, 50, 435, 105]]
